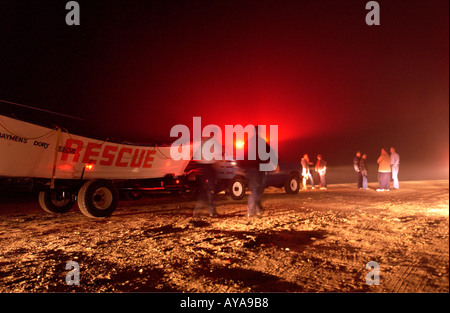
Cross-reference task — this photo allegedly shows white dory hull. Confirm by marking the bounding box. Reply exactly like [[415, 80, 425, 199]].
[[0, 114, 191, 180]]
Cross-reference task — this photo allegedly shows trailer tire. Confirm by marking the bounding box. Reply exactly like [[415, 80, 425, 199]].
[[38, 189, 75, 214], [229, 176, 246, 200], [284, 173, 300, 194], [77, 180, 119, 218]]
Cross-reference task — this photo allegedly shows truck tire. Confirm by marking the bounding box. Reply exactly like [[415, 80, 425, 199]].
[[38, 189, 75, 214], [284, 173, 300, 194], [77, 180, 119, 218], [229, 176, 246, 200]]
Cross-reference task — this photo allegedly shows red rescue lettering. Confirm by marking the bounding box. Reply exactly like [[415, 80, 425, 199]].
[[115, 147, 132, 167], [60, 138, 83, 162], [100, 145, 117, 166], [82, 142, 101, 164], [60, 138, 160, 169], [130, 149, 146, 168], [143, 150, 156, 168]]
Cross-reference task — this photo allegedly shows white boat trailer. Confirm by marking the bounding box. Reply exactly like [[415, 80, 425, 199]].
[[0, 114, 192, 217]]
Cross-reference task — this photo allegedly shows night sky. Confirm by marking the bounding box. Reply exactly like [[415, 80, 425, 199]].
[[1, 0, 448, 180]]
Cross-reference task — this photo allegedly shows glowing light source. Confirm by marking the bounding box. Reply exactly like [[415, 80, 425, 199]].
[[85, 164, 94, 170], [236, 141, 245, 149]]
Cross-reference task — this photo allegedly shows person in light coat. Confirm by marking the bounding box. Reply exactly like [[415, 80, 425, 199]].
[[360, 153, 369, 190], [377, 148, 391, 191], [301, 154, 315, 190], [390, 147, 400, 190]]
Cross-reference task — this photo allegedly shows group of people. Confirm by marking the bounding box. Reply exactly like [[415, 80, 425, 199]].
[[194, 132, 401, 218], [353, 147, 400, 191], [300, 154, 327, 190], [301, 147, 401, 192]]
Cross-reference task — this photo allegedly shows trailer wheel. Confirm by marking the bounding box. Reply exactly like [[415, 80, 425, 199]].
[[284, 173, 300, 194], [38, 189, 75, 214], [229, 177, 246, 200], [77, 180, 119, 218]]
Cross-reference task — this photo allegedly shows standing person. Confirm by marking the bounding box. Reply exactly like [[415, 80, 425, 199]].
[[360, 153, 369, 190], [390, 147, 400, 190], [315, 154, 327, 190], [238, 126, 278, 218], [193, 137, 221, 217], [353, 151, 363, 189], [193, 162, 218, 217], [301, 154, 315, 190], [377, 148, 391, 191]]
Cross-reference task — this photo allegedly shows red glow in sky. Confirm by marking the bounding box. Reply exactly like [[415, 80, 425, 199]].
[[0, 0, 448, 169]]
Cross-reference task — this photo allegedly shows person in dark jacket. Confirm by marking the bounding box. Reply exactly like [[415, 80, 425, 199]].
[[237, 126, 278, 218], [353, 151, 363, 189], [315, 154, 327, 190], [360, 153, 369, 190], [193, 137, 221, 217]]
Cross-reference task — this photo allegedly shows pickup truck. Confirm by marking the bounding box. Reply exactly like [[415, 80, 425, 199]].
[[185, 160, 301, 200]]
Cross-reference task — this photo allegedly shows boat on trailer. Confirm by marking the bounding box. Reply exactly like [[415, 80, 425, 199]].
[[0, 114, 193, 218]]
